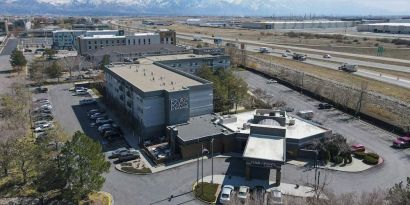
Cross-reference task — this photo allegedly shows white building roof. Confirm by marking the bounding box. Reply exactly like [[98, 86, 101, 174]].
[[221, 110, 327, 140], [366, 23, 410, 27], [133, 32, 157, 36], [81, 35, 124, 39], [243, 132, 285, 162]]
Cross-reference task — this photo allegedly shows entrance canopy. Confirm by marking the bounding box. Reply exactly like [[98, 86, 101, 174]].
[[243, 125, 286, 164]]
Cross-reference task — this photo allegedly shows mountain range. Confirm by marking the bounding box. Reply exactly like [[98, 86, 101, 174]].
[[1, 0, 409, 16]]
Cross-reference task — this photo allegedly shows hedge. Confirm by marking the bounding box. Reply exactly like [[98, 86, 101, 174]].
[[363, 155, 379, 165], [354, 151, 366, 159], [366, 153, 379, 160], [121, 166, 151, 174]]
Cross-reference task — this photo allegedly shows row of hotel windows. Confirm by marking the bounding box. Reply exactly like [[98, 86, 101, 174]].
[[88, 38, 151, 45]]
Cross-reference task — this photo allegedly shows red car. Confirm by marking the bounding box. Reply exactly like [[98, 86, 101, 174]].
[[393, 136, 410, 148], [351, 144, 365, 152]]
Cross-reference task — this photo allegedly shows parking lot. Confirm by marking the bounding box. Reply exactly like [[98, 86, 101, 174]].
[[32, 83, 130, 152]]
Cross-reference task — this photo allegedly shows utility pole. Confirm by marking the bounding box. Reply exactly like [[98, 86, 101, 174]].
[[201, 143, 204, 195]]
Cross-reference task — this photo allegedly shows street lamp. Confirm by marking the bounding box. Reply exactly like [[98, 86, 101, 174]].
[[211, 138, 214, 184], [201, 144, 209, 195]]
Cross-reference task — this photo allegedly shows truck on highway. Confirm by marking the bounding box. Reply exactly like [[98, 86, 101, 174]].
[[338, 63, 358, 72], [259, 47, 269, 53], [292, 53, 307, 61]]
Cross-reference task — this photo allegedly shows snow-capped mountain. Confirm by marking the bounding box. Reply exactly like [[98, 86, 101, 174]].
[[0, 0, 408, 16]]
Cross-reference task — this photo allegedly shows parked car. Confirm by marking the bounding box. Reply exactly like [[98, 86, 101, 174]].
[[282, 53, 288, 57], [238, 186, 250, 202], [99, 125, 122, 134], [113, 153, 139, 164], [103, 130, 121, 138], [95, 119, 113, 126], [296, 110, 314, 120], [108, 147, 129, 157], [79, 98, 97, 105], [323, 54, 332, 58], [109, 148, 138, 159], [35, 98, 49, 103], [75, 90, 88, 96], [351, 144, 365, 152], [33, 120, 52, 128], [270, 189, 283, 205], [35, 87, 48, 93], [34, 115, 54, 121], [90, 113, 107, 120], [219, 185, 234, 204], [318, 103, 332, 109], [393, 136, 410, 148], [24, 48, 32, 52], [285, 49, 292, 53], [88, 109, 105, 116]]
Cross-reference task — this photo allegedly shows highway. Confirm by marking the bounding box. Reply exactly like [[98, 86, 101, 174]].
[[178, 35, 410, 89]]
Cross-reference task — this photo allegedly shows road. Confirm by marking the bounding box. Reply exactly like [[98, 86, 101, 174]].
[[178, 35, 410, 88], [0, 37, 17, 56]]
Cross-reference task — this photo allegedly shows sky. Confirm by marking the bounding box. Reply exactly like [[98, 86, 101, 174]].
[[2, 0, 410, 16]]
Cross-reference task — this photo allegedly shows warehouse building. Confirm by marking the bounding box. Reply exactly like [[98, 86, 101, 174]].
[[357, 23, 410, 34], [105, 53, 230, 139], [242, 21, 355, 29]]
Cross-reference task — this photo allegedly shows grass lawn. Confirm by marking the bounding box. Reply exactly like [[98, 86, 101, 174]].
[[194, 182, 219, 203], [120, 166, 152, 174]]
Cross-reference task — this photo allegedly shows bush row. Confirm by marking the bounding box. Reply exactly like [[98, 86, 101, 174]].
[[354, 151, 380, 165]]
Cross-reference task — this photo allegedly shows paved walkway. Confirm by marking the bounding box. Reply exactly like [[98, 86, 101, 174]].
[[287, 157, 374, 172], [198, 174, 319, 199]]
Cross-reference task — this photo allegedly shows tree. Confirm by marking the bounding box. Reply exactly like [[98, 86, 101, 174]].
[[29, 58, 46, 85], [10, 49, 27, 74], [58, 131, 110, 202], [386, 177, 410, 205], [99, 54, 110, 70], [0, 139, 15, 176], [43, 48, 57, 60], [46, 61, 63, 82], [14, 139, 40, 184]]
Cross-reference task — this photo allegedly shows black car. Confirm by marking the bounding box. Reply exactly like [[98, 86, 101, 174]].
[[113, 154, 139, 164], [87, 109, 105, 116], [100, 126, 122, 135], [318, 103, 332, 109]]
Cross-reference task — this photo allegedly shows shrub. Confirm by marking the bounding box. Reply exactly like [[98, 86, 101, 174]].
[[366, 153, 379, 160], [121, 166, 151, 174], [324, 150, 331, 163], [333, 156, 343, 164], [354, 151, 366, 159], [363, 155, 379, 165]]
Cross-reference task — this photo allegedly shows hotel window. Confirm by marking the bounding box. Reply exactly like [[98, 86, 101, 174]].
[[138, 39, 141, 44], [143, 39, 146, 44], [148, 39, 151, 44], [133, 39, 135, 45]]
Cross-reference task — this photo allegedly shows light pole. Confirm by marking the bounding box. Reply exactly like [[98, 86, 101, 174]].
[[201, 144, 209, 195], [211, 138, 214, 184]]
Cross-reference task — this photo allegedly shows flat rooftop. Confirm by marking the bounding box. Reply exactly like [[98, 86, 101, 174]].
[[221, 110, 327, 140], [145, 53, 225, 62], [134, 32, 157, 36], [366, 23, 410, 26], [243, 133, 285, 162], [107, 60, 202, 92], [81, 35, 124, 39], [253, 21, 351, 24], [173, 114, 229, 142]]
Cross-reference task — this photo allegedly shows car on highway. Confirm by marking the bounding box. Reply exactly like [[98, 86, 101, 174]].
[[219, 185, 234, 204], [79, 98, 97, 105], [318, 103, 332, 109], [323, 54, 332, 58], [392, 136, 410, 148], [266, 79, 277, 84], [238, 186, 250, 202]]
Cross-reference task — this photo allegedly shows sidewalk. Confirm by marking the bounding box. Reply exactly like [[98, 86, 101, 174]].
[[287, 157, 375, 172], [198, 174, 320, 199]]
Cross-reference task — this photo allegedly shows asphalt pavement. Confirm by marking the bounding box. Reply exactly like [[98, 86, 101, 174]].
[[236, 70, 410, 194], [0, 38, 17, 56]]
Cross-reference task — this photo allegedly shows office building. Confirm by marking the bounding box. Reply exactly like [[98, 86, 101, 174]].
[[104, 53, 232, 139], [72, 24, 110, 30], [52, 29, 121, 50]]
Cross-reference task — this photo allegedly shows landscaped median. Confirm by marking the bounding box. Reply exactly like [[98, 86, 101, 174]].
[[79, 191, 113, 205], [115, 159, 152, 174], [193, 182, 220, 204]]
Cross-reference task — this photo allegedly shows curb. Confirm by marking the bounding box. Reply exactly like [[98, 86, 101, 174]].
[[114, 164, 152, 175], [192, 181, 218, 205]]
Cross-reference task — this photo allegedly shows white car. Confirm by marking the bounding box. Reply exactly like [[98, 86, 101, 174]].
[[270, 189, 283, 205], [266, 79, 277, 84], [238, 186, 250, 202], [219, 185, 234, 204], [75, 90, 88, 95], [34, 120, 51, 127], [323, 54, 332, 58]]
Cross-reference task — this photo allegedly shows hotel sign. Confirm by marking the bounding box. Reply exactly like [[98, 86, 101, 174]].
[[246, 160, 280, 169]]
